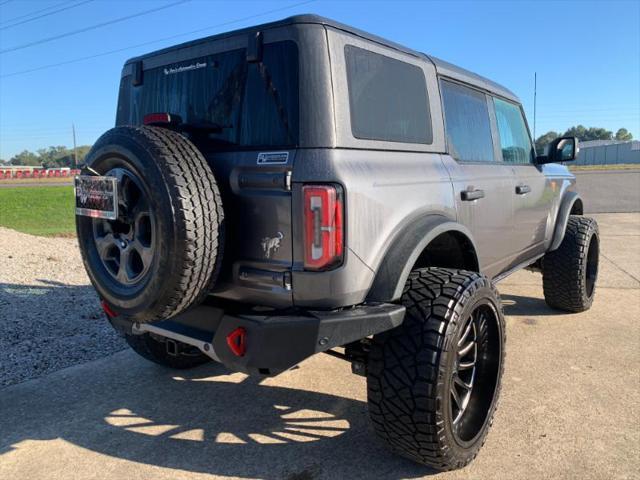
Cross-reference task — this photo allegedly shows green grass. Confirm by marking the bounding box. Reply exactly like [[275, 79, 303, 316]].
[[0, 186, 76, 236], [569, 163, 640, 171]]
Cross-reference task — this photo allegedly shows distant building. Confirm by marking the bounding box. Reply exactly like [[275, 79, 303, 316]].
[[574, 139, 640, 166]]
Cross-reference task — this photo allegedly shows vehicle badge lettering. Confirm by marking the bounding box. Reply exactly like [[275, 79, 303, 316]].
[[257, 152, 289, 165]]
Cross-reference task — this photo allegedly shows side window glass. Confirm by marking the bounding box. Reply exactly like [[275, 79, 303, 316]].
[[345, 45, 432, 144], [493, 97, 534, 164], [441, 80, 495, 163]]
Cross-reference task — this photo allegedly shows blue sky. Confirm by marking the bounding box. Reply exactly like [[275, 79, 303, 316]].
[[0, 0, 638, 159]]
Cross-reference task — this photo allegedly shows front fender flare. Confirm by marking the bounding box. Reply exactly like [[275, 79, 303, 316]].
[[549, 191, 583, 252], [366, 214, 479, 302]]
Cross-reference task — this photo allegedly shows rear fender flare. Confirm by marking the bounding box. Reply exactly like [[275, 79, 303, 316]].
[[366, 214, 479, 302]]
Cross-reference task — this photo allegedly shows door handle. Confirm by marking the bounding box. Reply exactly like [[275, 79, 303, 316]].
[[515, 184, 531, 195], [461, 188, 485, 201]]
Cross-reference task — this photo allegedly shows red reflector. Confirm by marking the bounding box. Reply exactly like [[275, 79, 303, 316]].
[[303, 185, 344, 271], [101, 300, 118, 318], [143, 112, 173, 125], [226, 327, 246, 357]]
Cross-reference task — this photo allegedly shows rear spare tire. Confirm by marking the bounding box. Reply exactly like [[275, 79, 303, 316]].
[[77, 126, 224, 323]]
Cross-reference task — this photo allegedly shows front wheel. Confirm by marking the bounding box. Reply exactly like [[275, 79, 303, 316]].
[[367, 268, 505, 471], [542, 215, 599, 312]]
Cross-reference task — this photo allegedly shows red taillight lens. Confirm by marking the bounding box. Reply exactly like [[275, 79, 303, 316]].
[[303, 185, 344, 271], [143, 112, 181, 125]]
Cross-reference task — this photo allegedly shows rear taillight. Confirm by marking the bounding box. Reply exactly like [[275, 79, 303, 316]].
[[303, 185, 344, 271], [143, 112, 182, 125]]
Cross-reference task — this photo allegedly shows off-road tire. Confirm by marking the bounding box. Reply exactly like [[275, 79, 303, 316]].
[[125, 333, 211, 369], [367, 268, 505, 471], [542, 216, 599, 312], [77, 126, 224, 323]]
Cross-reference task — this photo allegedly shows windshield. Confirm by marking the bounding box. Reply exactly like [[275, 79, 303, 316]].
[[116, 40, 299, 149]]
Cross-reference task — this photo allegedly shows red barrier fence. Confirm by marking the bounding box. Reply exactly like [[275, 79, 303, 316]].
[[0, 168, 81, 180]]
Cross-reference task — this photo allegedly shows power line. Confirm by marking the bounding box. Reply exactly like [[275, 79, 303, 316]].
[[0, 0, 191, 54], [0, 0, 315, 78], [1, 126, 109, 133], [1, 0, 94, 31], [1, 1, 74, 25]]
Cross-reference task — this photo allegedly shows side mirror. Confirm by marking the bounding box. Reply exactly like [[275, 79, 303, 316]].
[[536, 136, 579, 164]]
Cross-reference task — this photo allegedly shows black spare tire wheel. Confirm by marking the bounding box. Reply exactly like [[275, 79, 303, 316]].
[[77, 126, 224, 323]]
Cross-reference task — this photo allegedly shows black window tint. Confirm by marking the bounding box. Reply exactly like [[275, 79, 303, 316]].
[[345, 45, 432, 144], [240, 41, 298, 146], [121, 41, 298, 148], [441, 81, 495, 162], [116, 76, 131, 126], [493, 97, 534, 164]]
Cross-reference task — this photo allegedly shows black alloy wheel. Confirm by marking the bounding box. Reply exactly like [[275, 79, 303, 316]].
[[92, 168, 156, 287], [367, 268, 505, 470]]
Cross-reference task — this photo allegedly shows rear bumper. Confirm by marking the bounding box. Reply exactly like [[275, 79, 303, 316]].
[[113, 302, 405, 375]]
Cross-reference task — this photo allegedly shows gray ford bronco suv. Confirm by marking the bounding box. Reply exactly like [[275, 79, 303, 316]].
[[76, 15, 600, 471]]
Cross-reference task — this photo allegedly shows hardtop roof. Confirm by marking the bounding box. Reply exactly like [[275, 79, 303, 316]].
[[125, 14, 519, 103]]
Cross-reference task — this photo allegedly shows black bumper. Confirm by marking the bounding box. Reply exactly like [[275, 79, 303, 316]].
[[115, 302, 406, 375]]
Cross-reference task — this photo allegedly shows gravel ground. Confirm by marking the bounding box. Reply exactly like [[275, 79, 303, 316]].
[[0, 227, 125, 387]]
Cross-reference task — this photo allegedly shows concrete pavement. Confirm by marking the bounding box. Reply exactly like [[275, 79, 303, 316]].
[[1, 213, 639, 480]]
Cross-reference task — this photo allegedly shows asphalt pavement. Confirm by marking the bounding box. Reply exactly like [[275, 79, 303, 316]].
[[575, 169, 640, 213], [1, 212, 638, 480]]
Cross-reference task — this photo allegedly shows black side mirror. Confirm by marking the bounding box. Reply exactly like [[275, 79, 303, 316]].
[[536, 136, 579, 164]]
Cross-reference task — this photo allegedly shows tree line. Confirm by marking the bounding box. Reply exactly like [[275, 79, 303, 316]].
[[535, 126, 633, 153], [0, 145, 91, 168], [0, 125, 634, 166]]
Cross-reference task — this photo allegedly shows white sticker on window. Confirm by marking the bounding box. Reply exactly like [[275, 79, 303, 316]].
[[163, 62, 207, 75]]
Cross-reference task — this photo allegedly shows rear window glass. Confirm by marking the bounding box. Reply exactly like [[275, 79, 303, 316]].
[[117, 41, 298, 149], [345, 45, 432, 144], [441, 80, 495, 163]]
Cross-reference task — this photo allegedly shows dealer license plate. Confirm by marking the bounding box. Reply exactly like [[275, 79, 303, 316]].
[[74, 175, 118, 220]]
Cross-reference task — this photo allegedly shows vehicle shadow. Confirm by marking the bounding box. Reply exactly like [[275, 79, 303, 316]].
[[501, 293, 561, 317], [1, 336, 437, 479]]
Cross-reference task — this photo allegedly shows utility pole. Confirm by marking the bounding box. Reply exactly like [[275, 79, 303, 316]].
[[72, 123, 77, 166], [533, 72, 537, 141]]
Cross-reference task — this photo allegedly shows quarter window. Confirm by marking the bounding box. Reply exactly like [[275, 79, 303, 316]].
[[345, 45, 432, 144], [493, 97, 534, 164], [441, 80, 495, 162]]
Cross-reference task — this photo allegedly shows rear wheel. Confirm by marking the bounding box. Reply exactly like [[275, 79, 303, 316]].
[[125, 333, 211, 370], [542, 216, 599, 312], [367, 268, 505, 470]]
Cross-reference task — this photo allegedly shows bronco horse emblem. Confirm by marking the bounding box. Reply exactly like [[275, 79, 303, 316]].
[[261, 232, 284, 259]]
